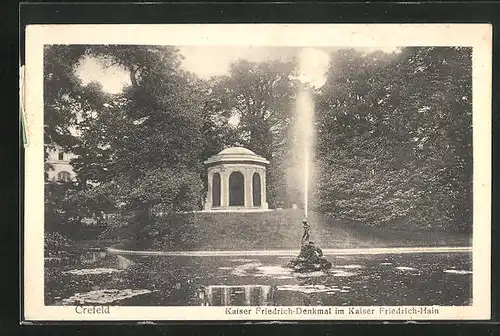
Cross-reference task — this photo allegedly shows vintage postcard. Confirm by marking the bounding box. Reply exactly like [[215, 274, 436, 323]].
[[22, 24, 491, 321]]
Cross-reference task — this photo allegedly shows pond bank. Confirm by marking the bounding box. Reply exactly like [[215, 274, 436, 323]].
[[107, 246, 472, 257]]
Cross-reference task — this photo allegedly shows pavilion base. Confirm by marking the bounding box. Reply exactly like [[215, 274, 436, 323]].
[[200, 207, 273, 213]]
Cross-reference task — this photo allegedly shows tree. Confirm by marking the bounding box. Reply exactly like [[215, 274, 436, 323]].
[[209, 59, 298, 207], [68, 46, 206, 235], [43, 45, 85, 153], [43, 45, 112, 235]]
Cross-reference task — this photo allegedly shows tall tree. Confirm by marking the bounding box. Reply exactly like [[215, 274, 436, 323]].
[[209, 59, 298, 207], [74, 46, 205, 225], [43, 45, 111, 234], [43, 45, 85, 153]]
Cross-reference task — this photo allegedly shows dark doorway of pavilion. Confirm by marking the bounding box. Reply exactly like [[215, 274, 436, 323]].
[[229, 171, 245, 206], [252, 172, 261, 206], [212, 172, 221, 207]]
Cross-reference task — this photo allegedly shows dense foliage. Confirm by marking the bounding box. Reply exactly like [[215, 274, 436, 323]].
[[44, 231, 76, 258], [44, 46, 205, 238], [314, 47, 472, 231]]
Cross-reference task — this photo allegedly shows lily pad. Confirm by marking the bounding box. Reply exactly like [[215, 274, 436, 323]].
[[63, 268, 123, 276], [330, 270, 357, 277], [444, 269, 472, 275], [395, 266, 418, 272], [60, 289, 153, 305], [255, 265, 293, 276], [336, 264, 364, 269], [231, 262, 262, 276], [276, 284, 340, 294]]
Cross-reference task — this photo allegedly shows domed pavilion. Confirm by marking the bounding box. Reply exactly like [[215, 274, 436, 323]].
[[203, 147, 270, 211]]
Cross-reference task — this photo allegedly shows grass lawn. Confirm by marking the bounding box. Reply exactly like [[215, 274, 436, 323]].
[[108, 209, 471, 251]]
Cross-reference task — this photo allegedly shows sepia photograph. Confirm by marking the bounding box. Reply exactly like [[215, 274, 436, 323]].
[[23, 24, 491, 320]]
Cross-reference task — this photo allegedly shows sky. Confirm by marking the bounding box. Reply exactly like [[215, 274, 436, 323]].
[[76, 46, 400, 94]]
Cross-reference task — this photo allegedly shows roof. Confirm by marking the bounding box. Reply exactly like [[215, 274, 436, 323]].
[[218, 147, 257, 156], [204, 146, 270, 165]]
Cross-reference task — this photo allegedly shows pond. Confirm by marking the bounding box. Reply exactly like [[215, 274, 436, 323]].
[[45, 249, 472, 307]]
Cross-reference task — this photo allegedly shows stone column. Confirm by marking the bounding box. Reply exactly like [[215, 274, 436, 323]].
[[206, 170, 213, 210], [220, 168, 229, 208], [245, 168, 253, 208], [261, 168, 268, 209]]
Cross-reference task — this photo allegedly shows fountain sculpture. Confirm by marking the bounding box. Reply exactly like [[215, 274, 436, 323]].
[[286, 218, 332, 272]]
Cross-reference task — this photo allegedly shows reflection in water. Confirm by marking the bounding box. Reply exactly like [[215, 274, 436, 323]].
[[200, 285, 273, 306]]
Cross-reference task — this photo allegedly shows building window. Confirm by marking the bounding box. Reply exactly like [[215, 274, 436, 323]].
[[212, 172, 221, 207], [229, 171, 245, 206], [252, 172, 261, 206], [58, 171, 71, 182], [58, 152, 64, 160]]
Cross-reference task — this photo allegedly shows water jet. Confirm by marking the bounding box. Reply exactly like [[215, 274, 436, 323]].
[[286, 59, 331, 272]]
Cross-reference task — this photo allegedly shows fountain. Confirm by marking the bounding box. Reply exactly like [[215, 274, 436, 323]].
[[285, 217, 332, 272], [286, 51, 332, 272]]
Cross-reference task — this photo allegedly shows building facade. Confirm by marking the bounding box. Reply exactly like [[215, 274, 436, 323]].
[[204, 147, 270, 211], [45, 147, 76, 182]]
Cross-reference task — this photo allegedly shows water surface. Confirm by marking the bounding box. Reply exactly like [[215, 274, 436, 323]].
[[45, 250, 472, 306]]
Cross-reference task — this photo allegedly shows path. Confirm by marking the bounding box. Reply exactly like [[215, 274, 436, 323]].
[[108, 246, 471, 257]]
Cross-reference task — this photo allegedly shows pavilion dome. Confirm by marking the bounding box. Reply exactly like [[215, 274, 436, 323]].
[[218, 147, 257, 156], [204, 146, 269, 166]]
